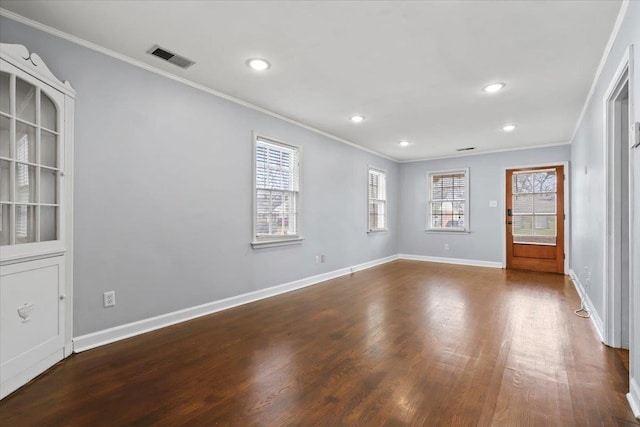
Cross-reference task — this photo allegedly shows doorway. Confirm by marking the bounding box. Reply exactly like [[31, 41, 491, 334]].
[[604, 56, 631, 350], [506, 165, 565, 274]]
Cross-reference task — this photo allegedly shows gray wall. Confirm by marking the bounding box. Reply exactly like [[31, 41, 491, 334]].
[[4, 7, 639, 406], [0, 17, 399, 336], [398, 145, 571, 263], [569, 0, 640, 407]]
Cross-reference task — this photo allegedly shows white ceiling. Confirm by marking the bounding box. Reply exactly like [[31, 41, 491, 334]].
[[1, 0, 622, 161]]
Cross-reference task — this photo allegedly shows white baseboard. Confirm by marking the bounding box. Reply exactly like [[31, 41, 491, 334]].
[[628, 378, 640, 419], [398, 253, 503, 269], [73, 254, 398, 353], [568, 269, 605, 343]]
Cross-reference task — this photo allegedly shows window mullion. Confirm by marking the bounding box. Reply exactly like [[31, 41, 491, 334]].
[[9, 73, 16, 245], [35, 86, 41, 242]]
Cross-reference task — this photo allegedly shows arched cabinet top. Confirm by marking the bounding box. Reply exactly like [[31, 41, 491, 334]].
[[1, 43, 75, 97]]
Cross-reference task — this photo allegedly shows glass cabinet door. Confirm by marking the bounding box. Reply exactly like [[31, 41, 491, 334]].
[[0, 70, 62, 247]]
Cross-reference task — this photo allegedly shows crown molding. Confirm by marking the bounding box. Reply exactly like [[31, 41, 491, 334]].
[[569, 0, 630, 144], [0, 8, 396, 162], [398, 141, 570, 163]]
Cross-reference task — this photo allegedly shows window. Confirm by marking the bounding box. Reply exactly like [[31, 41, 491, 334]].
[[252, 135, 301, 247], [368, 167, 387, 232], [428, 169, 469, 231]]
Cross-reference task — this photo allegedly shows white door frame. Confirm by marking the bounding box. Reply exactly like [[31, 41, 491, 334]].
[[501, 161, 570, 273], [603, 45, 634, 348]]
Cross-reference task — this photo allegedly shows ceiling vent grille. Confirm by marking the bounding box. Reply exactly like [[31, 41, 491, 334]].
[[456, 147, 476, 152], [147, 45, 195, 69]]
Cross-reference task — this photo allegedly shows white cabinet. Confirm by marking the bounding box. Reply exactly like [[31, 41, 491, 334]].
[[0, 43, 74, 399]]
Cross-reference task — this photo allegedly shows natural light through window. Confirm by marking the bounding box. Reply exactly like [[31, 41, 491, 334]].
[[511, 169, 557, 245], [252, 135, 301, 247], [368, 168, 387, 232], [428, 169, 469, 231]]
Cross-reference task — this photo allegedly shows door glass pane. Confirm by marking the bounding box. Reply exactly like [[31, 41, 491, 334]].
[[512, 169, 558, 245], [0, 72, 9, 114], [15, 163, 36, 203], [16, 78, 36, 124], [40, 168, 57, 204], [0, 115, 9, 158], [534, 193, 556, 214], [15, 204, 36, 244], [0, 204, 9, 245], [16, 122, 36, 163], [534, 216, 556, 236], [512, 215, 533, 236], [41, 92, 57, 131], [534, 171, 556, 193], [513, 173, 533, 193], [0, 159, 10, 202], [40, 206, 57, 241], [513, 194, 533, 214], [41, 131, 57, 168]]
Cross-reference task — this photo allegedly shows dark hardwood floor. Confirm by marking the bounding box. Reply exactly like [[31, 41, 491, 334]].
[[1, 260, 637, 426]]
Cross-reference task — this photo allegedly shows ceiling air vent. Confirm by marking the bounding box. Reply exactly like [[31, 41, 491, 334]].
[[147, 45, 195, 69], [456, 147, 476, 152]]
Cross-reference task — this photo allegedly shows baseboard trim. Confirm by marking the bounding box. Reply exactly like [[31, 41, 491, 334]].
[[568, 269, 605, 343], [398, 254, 503, 269], [628, 378, 640, 419], [73, 254, 398, 353]]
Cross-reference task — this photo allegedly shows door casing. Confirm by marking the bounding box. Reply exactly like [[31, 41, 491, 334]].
[[603, 45, 634, 349]]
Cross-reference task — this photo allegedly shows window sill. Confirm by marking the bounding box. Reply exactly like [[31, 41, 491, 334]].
[[251, 237, 304, 249], [368, 228, 388, 234], [424, 229, 471, 235]]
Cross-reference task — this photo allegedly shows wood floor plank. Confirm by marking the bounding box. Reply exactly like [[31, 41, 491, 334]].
[[0, 260, 637, 426]]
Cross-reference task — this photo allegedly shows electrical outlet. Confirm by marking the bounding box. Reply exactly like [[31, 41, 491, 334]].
[[444, 243, 449, 250], [103, 291, 115, 308], [315, 255, 326, 264]]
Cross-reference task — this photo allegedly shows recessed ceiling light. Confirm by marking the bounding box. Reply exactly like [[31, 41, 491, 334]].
[[350, 115, 365, 123], [247, 58, 270, 71], [483, 82, 505, 93], [399, 140, 410, 147], [502, 124, 518, 132]]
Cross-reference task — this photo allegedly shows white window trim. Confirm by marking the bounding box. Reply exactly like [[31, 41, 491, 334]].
[[368, 166, 388, 233], [426, 168, 470, 233], [251, 133, 303, 249]]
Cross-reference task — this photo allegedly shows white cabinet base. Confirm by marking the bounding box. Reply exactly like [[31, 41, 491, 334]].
[[0, 256, 66, 399]]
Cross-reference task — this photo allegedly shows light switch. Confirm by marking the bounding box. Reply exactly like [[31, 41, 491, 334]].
[[489, 200, 498, 208]]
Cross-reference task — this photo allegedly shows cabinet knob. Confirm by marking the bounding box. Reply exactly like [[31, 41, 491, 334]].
[[59, 294, 66, 300]]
